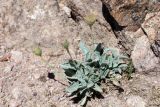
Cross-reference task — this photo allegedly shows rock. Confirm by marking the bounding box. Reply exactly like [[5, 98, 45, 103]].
[[126, 95, 146, 107], [131, 35, 159, 72], [101, 0, 160, 31], [141, 12, 160, 57], [63, 0, 117, 47], [131, 11, 160, 72], [0, 0, 159, 107], [60, 5, 71, 17], [4, 64, 14, 72], [10, 51, 23, 63]]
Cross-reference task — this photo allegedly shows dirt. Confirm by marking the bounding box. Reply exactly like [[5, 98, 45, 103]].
[[0, 0, 160, 107]]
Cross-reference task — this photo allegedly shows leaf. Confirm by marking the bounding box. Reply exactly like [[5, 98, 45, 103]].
[[99, 54, 107, 65], [79, 41, 89, 56], [60, 42, 129, 106], [78, 78, 87, 87], [60, 63, 76, 70], [87, 81, 94, 88], [60, 63, 76, 76], [114, 68, 122, 74], [100, 69, 109, 79], [94, 51, 100, 59], [67, 76, 78, 81], [79, 86, 88, 95], [66, 82, 80, 93], [118, 63, 128, 69], [79, 41, 90, 61], [113, 62, 118, 68], [119, 55, 129, 59], [80, 96, 87, 106], [64, 69, 76, 77], [93, 84, 103, 93], [108, 56, 113, 68]]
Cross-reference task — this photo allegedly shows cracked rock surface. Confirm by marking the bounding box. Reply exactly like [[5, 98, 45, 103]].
[[0, 0, 160, 107]]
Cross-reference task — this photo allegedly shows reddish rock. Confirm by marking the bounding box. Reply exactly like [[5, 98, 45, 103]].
[[102, 0, 160, 31]]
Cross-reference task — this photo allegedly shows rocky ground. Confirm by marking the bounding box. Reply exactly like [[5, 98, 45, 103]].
[[0, 0, 160, 107]]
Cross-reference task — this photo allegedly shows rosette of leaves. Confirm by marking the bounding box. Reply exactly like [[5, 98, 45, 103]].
[[61, 60, 102, 106], [79, 42, 128, 79], [61, 42, 128, 106]]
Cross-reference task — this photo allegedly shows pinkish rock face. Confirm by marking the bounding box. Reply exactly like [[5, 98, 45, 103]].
[[0, 0, 160, 107], [130, 12, 160, 72], [131, 35, 159, 72]]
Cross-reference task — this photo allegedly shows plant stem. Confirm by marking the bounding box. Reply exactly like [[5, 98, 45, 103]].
[[54, 78, 69, 86], [66, 49, 73, 60]]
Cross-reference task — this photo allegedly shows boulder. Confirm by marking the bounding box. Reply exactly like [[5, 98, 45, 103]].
[[101, 0, 160, 31], [131, 35, 159, 72], [141, 12, 160, 57], [131, 12, 160, 72]]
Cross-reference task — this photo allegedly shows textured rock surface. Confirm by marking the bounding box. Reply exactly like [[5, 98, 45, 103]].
[[101, 0, 160, 31], [131, 11, 160, 72], [0, 0, 160, 107], [131, 35, 159, 72], [141, 12, 160, 58]]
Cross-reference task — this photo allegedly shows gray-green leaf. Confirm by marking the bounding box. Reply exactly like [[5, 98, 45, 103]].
[[66, 82, 80, 93], [80, 96, 87, 106], [93, 84, 103, 93]]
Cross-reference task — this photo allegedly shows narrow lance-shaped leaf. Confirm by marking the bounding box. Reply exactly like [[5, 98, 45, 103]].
[[79, 41, 90, 60], [66, 82, 80, 94], [93, 84, 103, 93], [60, 63, 76, 70], [80, 96, 87, 106]]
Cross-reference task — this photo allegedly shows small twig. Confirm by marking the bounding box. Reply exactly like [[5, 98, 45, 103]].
[[66, 49, 73, 60], [54, 78, 69, 86]]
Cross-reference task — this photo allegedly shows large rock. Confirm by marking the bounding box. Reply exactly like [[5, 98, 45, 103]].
[[131, 12, 160, 72], [60, 0, 118, 47], [141, 12, 160, 58], [101, 0, 160, 31], [131, 34, 159, 72]]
